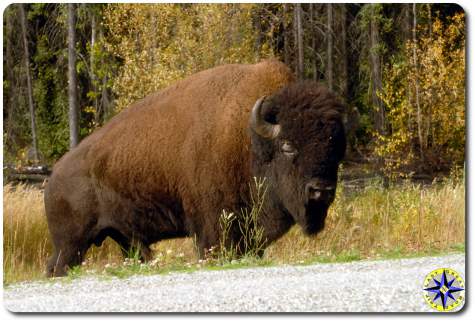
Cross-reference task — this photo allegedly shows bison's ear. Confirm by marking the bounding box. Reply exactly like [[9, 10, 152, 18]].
[[250, 96, 281, 140]]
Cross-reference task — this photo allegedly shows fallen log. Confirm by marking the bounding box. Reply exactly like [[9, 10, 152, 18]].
[[3, 164, 51, 185]]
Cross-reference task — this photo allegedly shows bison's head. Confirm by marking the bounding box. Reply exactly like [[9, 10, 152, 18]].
[[249, 81, 346, 235]]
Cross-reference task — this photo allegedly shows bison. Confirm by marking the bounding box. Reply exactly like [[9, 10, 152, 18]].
[[44, 59, 346, 277]]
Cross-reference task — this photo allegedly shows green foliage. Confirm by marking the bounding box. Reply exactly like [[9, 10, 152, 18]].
[[3, 4, 465, 173], [3, 3, 116, 163], [353, 3, 393, 137], [33, 30, 70, 159]]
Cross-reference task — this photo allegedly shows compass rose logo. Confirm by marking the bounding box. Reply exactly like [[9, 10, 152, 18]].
[[423, 268, 465, 312]]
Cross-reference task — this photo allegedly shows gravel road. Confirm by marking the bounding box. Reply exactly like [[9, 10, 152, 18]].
[[4, 254, 465, 313]]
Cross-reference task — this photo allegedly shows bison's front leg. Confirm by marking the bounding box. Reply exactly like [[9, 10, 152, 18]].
[[193, 232, 219, 259], [187, 220, 221, 259], [46, 241, 88, 277], [44, 208, 96, 277]]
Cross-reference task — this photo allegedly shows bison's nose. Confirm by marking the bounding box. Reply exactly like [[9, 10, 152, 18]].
[[305, 181, 336, 204]]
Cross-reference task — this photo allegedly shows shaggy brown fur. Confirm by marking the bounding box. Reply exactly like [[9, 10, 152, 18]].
[[44, 60, 295, 276], [44, 60, 346, 277]]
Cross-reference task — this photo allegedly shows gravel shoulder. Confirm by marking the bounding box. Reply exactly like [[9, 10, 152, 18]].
[[3, 253, 465, 312]]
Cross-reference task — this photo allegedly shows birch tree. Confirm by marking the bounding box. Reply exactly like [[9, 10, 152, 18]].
[[68, 3, 79, 148]]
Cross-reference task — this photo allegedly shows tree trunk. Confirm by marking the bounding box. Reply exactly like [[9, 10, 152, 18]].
[[19, 4, 39, 162], [98, 27, 111, 121], [369, 4, 384, 135], [426, 4, 433, 149], [90, 10, 100, 125], [292, 5, 297, 74], [296, 3, 304, 80], [326, 4, 333, 90], [254, 5, 262, 58], [340, 4, 348, 99], [427, 4, 432, 39], [68, 3, 79, 148], [4, 6, 16, 146], [403, 4, 412, 42], [403, 4, 413, 142], [283, 4, 291, 67], [310, 4, 318, 81], [90, 12, 97, 85], [293, 4, 304, 79], [412, 3, 424, 159]]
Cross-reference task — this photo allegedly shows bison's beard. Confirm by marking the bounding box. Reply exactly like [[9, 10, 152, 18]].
[[301, 200, 329, 235]]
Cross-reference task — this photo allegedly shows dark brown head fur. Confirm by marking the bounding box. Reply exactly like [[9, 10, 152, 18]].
[[250, 81, 346, 235]]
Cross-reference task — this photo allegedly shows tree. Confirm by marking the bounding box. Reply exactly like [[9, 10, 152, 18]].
[[103, 4, 273, 112], [4, 6, 16, 150], [376, 11, 465, 175], [90, 7, 99, 123], [19, 4, 39, 162], [412, 4, 424, 160], [2, 3, 465, 175], [309, 4, 317, 81], [294, 3, 304, 80], [282, 4, 292, 67], [68, 3, 79, 148], [326, 4, 333, 90], [339, 4, 348, 99], [369, 4, 384, 136]]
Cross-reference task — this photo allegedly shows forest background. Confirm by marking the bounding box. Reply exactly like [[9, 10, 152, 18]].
[[2, 3, 466, 283], [3, 3, 465, 177]]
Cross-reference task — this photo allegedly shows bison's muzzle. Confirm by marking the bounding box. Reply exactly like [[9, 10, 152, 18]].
[[301, 180, 336, 235], [305, 180, 336, 205]]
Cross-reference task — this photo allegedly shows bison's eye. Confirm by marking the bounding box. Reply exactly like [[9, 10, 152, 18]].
[[281, 141, 297, 157]]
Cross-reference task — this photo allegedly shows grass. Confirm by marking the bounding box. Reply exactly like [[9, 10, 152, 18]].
[[265, 175, 465, 264], [3, 174, 465, 285]]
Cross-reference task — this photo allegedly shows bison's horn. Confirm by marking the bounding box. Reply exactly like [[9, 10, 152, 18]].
[[250, 96, 281, 139]]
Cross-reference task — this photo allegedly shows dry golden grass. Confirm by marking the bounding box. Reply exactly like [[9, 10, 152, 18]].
[[3, 177, 465, 284], [3, 184, 123, 283], [266, 178, 465, 263], [3, 184, 50, 282]]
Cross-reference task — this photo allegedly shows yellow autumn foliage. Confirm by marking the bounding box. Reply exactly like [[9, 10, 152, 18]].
[[376, 13, 465, 177], [103, 4, 274, 112]]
